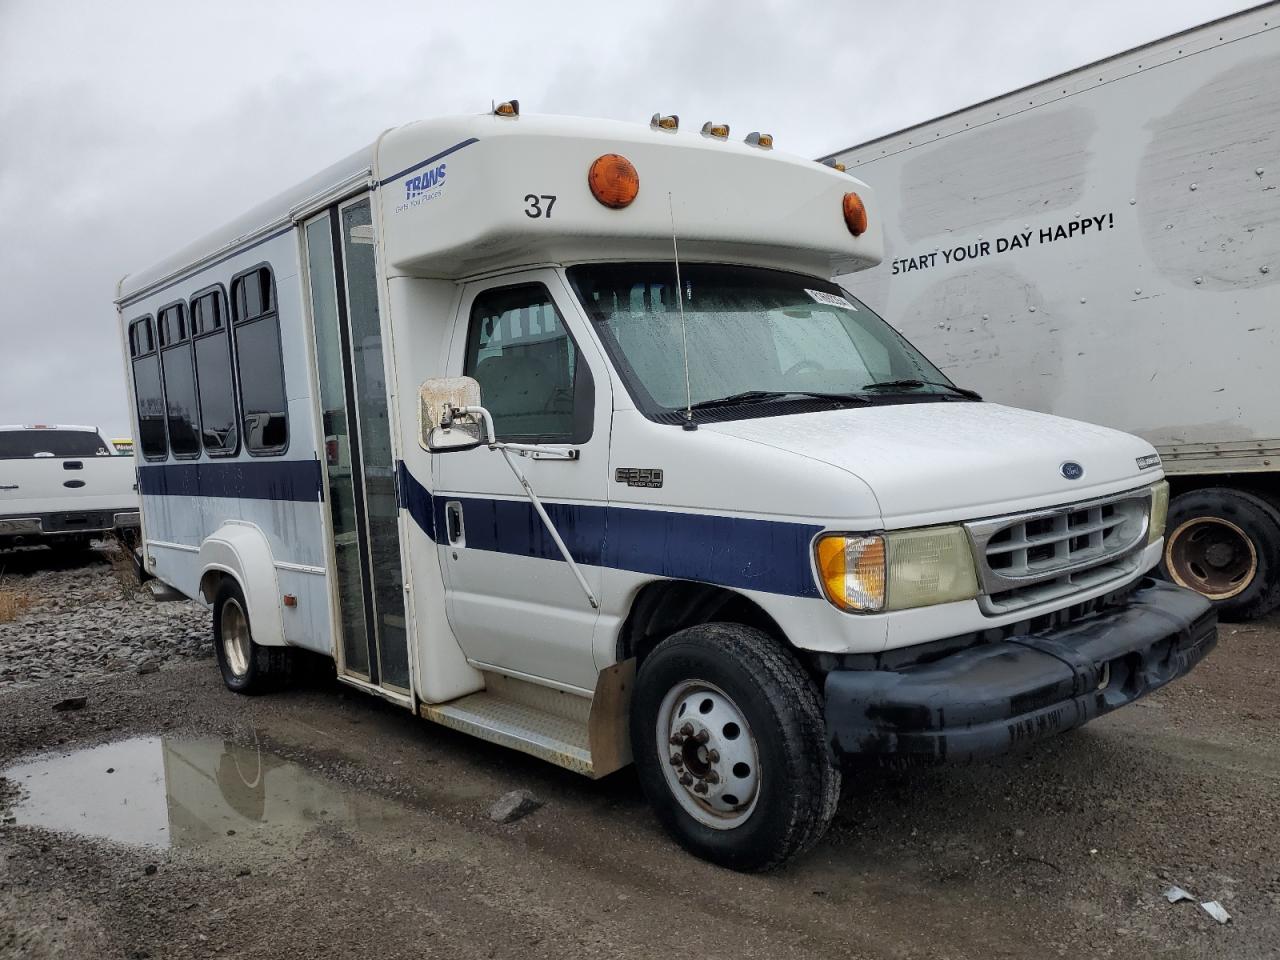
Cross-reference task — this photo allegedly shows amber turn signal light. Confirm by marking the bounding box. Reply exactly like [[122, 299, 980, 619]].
[[588, 154, 639, 209], [842, 191, 868, 237]]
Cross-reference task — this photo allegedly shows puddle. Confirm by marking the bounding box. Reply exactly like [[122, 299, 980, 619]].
[[1, 736, 401, 849]]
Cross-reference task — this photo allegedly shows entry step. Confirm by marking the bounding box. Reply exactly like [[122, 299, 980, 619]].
[[421, 675, 593, 775]]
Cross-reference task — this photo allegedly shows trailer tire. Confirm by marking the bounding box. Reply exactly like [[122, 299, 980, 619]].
[[1161, 487, 1280, 621], [212, 580, 293, 694], [631, 622, 840, 872]]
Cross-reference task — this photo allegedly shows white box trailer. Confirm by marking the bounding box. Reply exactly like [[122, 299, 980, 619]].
[[824, 3, 1280, 619]]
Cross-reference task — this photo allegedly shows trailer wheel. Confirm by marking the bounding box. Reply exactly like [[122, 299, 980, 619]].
[[631, 622, 840, 871], [1161, 487, 1280, 621], [212, 580, 293, 694]]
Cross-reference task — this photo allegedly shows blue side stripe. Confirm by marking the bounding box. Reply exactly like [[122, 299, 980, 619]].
[[138, 459, 323, 502], [378, 138, 479, 187], [395, 462, 822, 600]]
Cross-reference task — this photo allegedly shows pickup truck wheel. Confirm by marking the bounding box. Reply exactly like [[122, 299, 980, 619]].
[[1161, 487, 1280, 621], [212, 580, 292, 694], [632, 622, 840, 872]]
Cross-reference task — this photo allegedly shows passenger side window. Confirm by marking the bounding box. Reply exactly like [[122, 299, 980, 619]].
[[192, 288, 239, 456], [128, 316, 168, 461], [231, 266, 289, 454], [463, 284, 592, 443], [158, 303, 200, 458]]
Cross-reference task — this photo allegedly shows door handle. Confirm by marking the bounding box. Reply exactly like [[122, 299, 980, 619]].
[[445, 501, 464, 546]]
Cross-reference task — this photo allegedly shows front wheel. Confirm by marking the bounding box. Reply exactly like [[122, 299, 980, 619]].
[[212, 580, 293, 694], [1161, 487, 1280, 621], [632, 623, 840, 872]]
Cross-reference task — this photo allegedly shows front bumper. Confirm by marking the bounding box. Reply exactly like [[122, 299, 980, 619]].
[[824, 578, 1216, 763]]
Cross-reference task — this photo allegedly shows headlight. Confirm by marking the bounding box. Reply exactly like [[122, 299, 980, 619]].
[[1148, 480, 1169, 545], [815, 526, 979, 613]]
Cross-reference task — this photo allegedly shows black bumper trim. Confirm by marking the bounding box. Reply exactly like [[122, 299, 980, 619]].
[[824, 578, 1216, 763]]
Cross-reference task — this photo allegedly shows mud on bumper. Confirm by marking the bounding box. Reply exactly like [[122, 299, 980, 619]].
[[824, 578, 1217, 763]]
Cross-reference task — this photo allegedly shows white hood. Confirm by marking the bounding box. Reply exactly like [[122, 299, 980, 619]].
[[705, 402, 1160, 528]]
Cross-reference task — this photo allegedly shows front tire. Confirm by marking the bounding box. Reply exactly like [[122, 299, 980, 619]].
[[1161, 487, 1280, 621], [212, 580, 293, 694], [632, 623, 840, 872]]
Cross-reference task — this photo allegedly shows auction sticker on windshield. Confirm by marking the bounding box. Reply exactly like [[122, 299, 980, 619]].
[[804, 289, 857, 310]]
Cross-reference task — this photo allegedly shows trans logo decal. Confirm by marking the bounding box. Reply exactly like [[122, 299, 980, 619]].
[[395, 162, 447, 214]]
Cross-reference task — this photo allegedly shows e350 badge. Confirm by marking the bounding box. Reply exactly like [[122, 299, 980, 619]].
[[615, 467, 664, 489]]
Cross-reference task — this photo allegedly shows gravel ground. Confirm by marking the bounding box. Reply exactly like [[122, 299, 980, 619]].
[[0, 554, 1277, 959], [0, 543, 210, 689]]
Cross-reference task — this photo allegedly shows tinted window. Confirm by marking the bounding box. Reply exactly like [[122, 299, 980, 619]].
[[159, 304, 199, 458], [0, 430, 111, 459], [463, 284, 592, 442], [231, 267, 288, 454], [192, 290, 238, 456], [129, 316, 167, 461]]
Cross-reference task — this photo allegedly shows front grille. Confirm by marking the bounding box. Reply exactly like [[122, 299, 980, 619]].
[[967, 490, 1151, 615]]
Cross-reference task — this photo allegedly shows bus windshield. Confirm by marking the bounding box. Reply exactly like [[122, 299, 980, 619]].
[[566, 262, 960, 419]]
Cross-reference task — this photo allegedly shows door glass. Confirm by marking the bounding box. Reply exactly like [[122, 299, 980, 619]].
[[341, 199, 410, 690], [306, 214, 370, 677]]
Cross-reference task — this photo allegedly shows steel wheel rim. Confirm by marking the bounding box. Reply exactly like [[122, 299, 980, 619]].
[[1165, 516, 1257, 600], [656, 679, 760, 830], [221, 598, 252, 678]]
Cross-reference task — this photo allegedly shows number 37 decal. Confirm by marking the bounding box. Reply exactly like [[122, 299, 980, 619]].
[[524, 194, 557, 218]]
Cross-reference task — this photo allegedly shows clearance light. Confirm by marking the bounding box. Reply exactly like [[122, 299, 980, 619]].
[[745, 132, 773, 149], [842, 191, 868, 237], [588, 154, 640, 208], [701, 121, 730, 139], [815, 527, 979, 613], [651, 113, 679, 131], [821, 158, 847, 172], [494, 100, 520, 117]]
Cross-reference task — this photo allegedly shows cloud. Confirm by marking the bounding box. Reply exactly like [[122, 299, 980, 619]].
[[0, 0, 1251, 437]]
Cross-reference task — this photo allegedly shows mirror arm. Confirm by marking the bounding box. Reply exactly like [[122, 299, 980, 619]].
[[438, 403, 597, 609], [495, 445, 599, 610]]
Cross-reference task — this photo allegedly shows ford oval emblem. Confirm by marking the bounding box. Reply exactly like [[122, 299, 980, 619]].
[[1061, 461, 1084, 480]]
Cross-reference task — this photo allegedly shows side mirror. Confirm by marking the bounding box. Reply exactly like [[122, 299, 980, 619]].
[[419, 376, 486, 453]]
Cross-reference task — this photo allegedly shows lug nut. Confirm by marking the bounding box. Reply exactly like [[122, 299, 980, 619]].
[[669, 734, 683, 746], [706, 770, 720, 784], [707, 749, 720, 763], [695, 730, 710, 744], [680, 723, 694, 738], [693, 781, 709, 795], [679, 773, 694, 787], [669, 754, 683, 767]]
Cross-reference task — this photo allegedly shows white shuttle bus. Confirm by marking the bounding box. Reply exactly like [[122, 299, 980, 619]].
[[116, 106, 1215, 870]]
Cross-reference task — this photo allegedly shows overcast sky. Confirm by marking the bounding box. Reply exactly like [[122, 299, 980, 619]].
[[0, 0, 1252, 439]]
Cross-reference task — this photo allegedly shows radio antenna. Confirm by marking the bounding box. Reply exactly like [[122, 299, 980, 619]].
[[668, 192, 695, 430]]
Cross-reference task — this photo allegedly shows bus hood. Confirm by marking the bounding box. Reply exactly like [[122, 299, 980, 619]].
[[703, 402, 1161, 528]]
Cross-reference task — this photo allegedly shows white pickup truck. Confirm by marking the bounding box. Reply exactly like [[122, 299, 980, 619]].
[[0, 425, 140, 552]]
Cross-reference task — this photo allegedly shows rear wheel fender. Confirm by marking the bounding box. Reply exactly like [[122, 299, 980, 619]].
[[197, 522, 286, 647]]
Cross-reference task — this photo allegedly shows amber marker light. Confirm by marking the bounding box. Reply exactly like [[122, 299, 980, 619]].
[[816, 535, 887, 612], [588, 154, 640, 209], [651, 113, 679, 131], [745, 132, 773, 149], [701, 121, 730, 139], [494, 100, 519, 117], [842, 191, 868, 237]]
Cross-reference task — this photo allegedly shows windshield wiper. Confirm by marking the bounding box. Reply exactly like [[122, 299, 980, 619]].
[[688, 390, 873, 411], [859, 378, 982, 400]]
